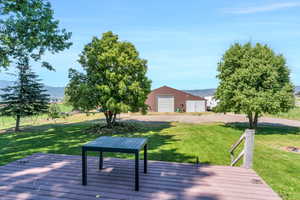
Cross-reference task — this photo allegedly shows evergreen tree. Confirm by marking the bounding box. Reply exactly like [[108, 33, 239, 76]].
[[0, 58, 50, 131], [0, 0, 70, 131]]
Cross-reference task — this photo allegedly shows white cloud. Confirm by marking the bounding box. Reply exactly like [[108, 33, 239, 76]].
[[225, 2, 300, 14]]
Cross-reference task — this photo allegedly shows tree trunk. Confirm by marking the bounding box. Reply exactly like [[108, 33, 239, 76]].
[[247, 113, 254, 129], [247, 112, 258, 129], [253, 112, 258, 129], [15, 115, 21, 132], [112, 113, 117, 126], [104, 111, 114, 128]]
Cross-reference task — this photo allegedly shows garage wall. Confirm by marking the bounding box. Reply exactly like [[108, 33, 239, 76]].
[[146, 86, 206, 112], [186, 100, 206, 112]]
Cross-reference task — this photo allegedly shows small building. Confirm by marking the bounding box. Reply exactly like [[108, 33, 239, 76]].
[[146, 86, 206, 112]]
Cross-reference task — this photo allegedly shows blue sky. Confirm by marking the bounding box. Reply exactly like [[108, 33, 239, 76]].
[[1, 0, 299, 89]]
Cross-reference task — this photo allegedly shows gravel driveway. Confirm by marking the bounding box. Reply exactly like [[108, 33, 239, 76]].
[[120, 113, 300, 127]]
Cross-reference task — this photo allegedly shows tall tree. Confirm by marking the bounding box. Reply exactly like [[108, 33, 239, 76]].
[[0, 0, 71, 130], [65, 31, 151, 128], [0, 58, 50, 131], [215, 42, 294, 129], [0, 0, 72, 70]]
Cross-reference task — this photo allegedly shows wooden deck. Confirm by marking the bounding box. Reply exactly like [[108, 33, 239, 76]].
[[0, 153, 281, 200]]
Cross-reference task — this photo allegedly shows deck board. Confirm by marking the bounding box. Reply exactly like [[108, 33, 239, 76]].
[[0, 153, 281, 200]]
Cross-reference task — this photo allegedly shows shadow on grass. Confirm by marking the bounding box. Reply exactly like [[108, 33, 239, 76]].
[[224, 122, 300, 135], [0, 118, 198, 166]]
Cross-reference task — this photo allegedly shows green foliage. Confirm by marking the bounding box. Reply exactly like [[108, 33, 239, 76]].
[[0, 0, 71, 131], [85, 122, 142, 135], [65, 31, 151, 127], [215, 42, 295, 128], [48, 103, 62, 121], [0, 0, 72, 70], [0, 63, 50, 131]]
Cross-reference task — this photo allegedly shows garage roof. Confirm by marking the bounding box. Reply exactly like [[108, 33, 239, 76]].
[[151, 86, 206, 101]]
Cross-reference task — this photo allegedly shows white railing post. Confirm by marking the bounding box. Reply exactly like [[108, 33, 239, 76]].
[[243, 129, 255, 168]]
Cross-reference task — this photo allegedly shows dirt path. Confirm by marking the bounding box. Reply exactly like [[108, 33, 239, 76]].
[[120, 113, 300, 127]]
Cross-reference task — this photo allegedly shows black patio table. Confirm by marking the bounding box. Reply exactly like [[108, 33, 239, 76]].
[[82, 136, 148, 191]]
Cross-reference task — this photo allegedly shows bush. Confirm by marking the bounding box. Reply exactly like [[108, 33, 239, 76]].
[[48, 103, 62, 121], [85, 121, 142, 134]]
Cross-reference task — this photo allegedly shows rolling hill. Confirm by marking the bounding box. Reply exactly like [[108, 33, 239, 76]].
[[185, 86, 300, 97], [0, 80, 299, 99], [0, 80, 65, 99]]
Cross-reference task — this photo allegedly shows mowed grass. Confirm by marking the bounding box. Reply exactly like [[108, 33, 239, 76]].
[[0, 114, 299, 200], [267, 106, 300, 121], [0, 103, 73, 129]]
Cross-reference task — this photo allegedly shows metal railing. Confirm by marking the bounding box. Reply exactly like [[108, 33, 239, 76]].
[[229, 129, 255, 168]]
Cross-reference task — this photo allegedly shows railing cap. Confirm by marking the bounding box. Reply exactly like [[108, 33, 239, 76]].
[[245, 129, 255, 133]]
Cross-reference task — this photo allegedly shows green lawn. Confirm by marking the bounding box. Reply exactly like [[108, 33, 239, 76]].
[[0, 114, 299, 200], [266, 106, 300, 121], [0, 103, 73, 129]]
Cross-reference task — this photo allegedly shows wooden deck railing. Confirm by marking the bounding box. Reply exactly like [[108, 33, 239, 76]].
[[229, 129, 255, 168]]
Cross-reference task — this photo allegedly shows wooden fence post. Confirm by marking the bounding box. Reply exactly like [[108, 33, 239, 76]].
[[243, 129, 255, 168]]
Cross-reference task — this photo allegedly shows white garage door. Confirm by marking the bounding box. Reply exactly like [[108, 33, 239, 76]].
[[157, 96, 174, 112], [186, 100, 206, 112]]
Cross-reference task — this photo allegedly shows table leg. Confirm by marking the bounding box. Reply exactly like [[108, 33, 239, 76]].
[[135, 152, 139, 191], [99, 151, 103, 170], [82, 148, 87, 185], [144, 144, 147, 174]]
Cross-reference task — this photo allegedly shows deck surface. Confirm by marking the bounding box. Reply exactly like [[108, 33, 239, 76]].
[[0, 153, 281, 200]]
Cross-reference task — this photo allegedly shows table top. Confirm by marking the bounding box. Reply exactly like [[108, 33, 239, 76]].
[[83, 136, 147, 151]]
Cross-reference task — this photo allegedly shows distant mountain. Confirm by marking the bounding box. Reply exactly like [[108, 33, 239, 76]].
[[0, 80, 65, 99], [1, 79, 299, 99], [184, 89, 216, 97], [185, 86, 300, 97], [296, 86, 300, 94], [44, 86, 65, 99]]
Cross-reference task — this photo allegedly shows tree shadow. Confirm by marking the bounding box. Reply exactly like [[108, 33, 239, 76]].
[[0, 117, 208, 167], [0, 153, 222, 200], [0, 117, 222, 199], [0, 117, 276, 199], [224, 122, 300, 135]]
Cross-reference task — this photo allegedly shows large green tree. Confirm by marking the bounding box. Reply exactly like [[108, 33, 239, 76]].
[[215, 42, 294, 129], [0, 0, 71, 130], [65, 31, 151, 128], [0, 58, 50, 131], [0, 0, 72, 70]]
